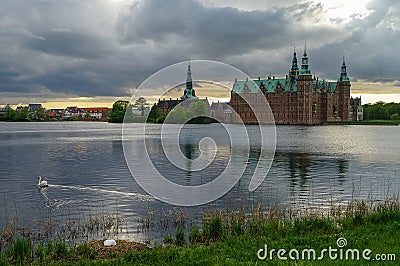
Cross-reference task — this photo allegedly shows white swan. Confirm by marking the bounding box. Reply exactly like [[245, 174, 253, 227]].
[[104, 225, 117, 247], [37, 176, 48, 187]]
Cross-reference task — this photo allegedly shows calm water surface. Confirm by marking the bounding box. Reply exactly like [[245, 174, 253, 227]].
[[0, 122, 399, 242]]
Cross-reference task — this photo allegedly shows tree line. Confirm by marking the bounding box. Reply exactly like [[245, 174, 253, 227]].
[[362, 101, 400, 121], [108, 98, 210, 123], [108, 98, 148, 123], [0, 104, 45, 121]]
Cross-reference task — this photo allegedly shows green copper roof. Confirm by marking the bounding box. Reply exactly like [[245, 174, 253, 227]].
[[181, 87, 196, 99], [232, 47, 347, 95], [232, 78, 338, 94]]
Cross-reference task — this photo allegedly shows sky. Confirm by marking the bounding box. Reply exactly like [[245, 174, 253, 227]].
[[0, 0, 399, 108]]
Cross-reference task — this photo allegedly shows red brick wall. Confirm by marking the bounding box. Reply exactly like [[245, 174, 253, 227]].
[[230, 78, 350, 125]]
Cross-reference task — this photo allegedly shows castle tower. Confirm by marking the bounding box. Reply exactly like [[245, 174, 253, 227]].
[[181, 61, 197, 99], [297, 42, 313, 124], [337, 54, 350, 120], [300, 42, 311, 75], [339, 54, 350, 82], [289, 46, 299, 80]]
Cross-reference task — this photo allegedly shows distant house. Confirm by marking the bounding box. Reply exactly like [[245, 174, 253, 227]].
[[16, 103, 46, 120], [16, 106, 26, 112], [46, 109, 65, 119], [28, 104, 43, 112], [81, 107, 111, 121], [131, 106, 150, 116], [210, 101, 238, 123], [158, 98, 183, 115], [0, 108, 6, 118], [47, 108, 65, 113], [65, 106, 80, 113], [63, 106, 83, 119], [349, 96, 363, 121]]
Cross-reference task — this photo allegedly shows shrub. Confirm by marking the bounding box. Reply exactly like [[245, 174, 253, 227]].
[[174, 227, 186, 246], [203, 217, 224, 242], [76, 243, 97, 260], [163, 234, 174, 245], [231, 221, 244, 236], [36, 242, 45, 263], [7, 238, 32, 264], [293, 217, 337, 235], [46, 240, 69, 260], [390, 113, 399, 120], [189, 225, 201, 245]]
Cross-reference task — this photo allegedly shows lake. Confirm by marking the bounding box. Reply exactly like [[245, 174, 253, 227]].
[[0, 122, 399, 243]]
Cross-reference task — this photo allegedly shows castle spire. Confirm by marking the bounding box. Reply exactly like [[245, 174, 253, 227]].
[[186, 59, 192, 83], [181, 60, 196, 99], [339, 53, 349, 82], [289, 46, 299, 79], [300, 41, 311, 75], [291, 46, 299, 70]]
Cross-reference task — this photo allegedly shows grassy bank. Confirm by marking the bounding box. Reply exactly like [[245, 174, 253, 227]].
[[1, 199, 399, 265], [323, 120, 399, 125]]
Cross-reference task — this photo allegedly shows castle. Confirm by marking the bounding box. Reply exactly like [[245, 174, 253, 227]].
[[158, 47, 356, 125], [229, 45, 351, 124]]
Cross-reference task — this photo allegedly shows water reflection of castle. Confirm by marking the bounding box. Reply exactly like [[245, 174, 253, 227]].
[[274, 152, 348, 189], [158, 47, 362, 124]]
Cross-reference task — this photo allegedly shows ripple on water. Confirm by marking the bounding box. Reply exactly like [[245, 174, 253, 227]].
[[0, 123, 399, 242]]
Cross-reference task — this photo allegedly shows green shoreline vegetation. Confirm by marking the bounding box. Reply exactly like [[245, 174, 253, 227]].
[[108, 100, 400, 125], [1, 198, 399, 265], [108, 99, 212, 124], [323, 120, 399, 125], [1, 100, 400, 125]]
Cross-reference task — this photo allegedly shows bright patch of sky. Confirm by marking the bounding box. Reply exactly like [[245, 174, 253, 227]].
[[320, 0, 372, 22]]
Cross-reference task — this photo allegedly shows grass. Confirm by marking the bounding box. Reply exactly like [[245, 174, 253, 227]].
[[0, 198, 398, 265], [5, 238, 32, 265], [0, 203, 126, 248], [323, 120, 399, 125], [119, 199, 400, 265]]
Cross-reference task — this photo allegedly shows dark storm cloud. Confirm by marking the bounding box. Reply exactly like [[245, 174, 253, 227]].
[[25, 30, 113, 59], [0, 0, 399, 102], [116, 0, 338, 59]]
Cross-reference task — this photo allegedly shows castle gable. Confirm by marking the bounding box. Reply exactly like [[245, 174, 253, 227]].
[[233, 77, 339, 94], [312, 80, 337, 93], [229, 47, 351, 124]]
